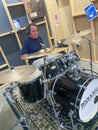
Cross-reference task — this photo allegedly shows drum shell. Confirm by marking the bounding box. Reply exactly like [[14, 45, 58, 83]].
[[33, 53, 66, 80], [18, 77, 44, 103], [41, 58, 66, 80]]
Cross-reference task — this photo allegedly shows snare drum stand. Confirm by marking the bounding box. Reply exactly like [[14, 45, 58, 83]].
[[43, 55, 64, 130]]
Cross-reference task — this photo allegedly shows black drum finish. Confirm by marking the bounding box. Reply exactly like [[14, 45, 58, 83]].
[[41, 58, 66, 80], [52, 76, 80, 110], [18, 78, 44, 103]]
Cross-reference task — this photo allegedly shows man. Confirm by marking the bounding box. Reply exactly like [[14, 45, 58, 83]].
[[20, 23, 44, 64]]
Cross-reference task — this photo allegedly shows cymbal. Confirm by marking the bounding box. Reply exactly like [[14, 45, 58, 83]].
[[0, 65, 36, 84], [27, 47, 67, 59], [67, 29, 92, 43], [77, 29, 92, 37]]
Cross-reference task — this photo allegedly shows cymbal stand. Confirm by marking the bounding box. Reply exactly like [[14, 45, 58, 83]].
[[43, 55, 48, 99], [68, 110, 75, 129], [82, 36, 93, 74], [5, 83, 31, 130]]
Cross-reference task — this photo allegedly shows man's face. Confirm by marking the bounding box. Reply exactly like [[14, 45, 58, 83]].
[[29, 25, 38, 39]]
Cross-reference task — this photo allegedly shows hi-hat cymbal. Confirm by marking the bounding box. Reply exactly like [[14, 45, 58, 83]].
[[67, 29, 92, 43], [27, 47, 67, 59], [0, 65, 36, 84]]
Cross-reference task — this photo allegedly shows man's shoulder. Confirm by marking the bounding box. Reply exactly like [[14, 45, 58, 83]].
[[24, 37, 31, 42]]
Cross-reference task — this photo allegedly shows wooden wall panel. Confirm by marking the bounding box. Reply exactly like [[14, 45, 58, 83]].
[[74, 16, 91, 31], [44, 0, 73, 45], [70, 0, 98, 63], [94, 17, 98, 61], [44, 0, 64, 43], [70, 0, 90, 16], [59, 6, 74, 38], [56, 0, 69, 7]]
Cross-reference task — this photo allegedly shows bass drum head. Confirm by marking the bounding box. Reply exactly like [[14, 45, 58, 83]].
[[79, 79, 98, 123]]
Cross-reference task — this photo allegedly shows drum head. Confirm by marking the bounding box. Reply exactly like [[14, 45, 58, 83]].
[[20, 68, 42, 83], [33, 58, 44, 68], [79, 79, 98, 122], [46, 53, 61, 61], [33, 53, 62, 68]]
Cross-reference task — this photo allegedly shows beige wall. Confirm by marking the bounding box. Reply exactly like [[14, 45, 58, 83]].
[[69, 0, 98, 63], [44, 0, 74, 45], [45, 0, 98, 62]]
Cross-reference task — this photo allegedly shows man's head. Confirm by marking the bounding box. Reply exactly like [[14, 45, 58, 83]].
[[26, 23, 38, 39]]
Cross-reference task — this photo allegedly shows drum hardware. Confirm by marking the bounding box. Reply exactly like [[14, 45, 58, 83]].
[[68, 110, 76, 130], [57, 39, 68, 48], [4, 83, 18, 101], [43, 55, 48, 99], [50, 78, 77, 130], [63, 50, 80, 62], [42, 55, 69, 130], [82, 68, 98, 77], [47, 85, 73, 130], [94, 95, 98, 104], [81, 36, 93, 75]]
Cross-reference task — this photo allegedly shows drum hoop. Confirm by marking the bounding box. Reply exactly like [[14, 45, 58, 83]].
[[18, 76, 40, 85], [18, 68, 42, 85], [74, 76, 94, 117], [33, 53, 62, 68]]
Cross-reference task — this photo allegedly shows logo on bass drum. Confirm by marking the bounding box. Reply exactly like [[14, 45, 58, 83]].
[[81, 88, 98, 110]]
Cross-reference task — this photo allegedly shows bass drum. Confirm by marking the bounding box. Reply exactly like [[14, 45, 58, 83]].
[[52, 74, 98, 123]]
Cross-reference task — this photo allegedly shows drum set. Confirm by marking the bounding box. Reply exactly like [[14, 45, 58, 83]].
[[0, 47, 98, 129]]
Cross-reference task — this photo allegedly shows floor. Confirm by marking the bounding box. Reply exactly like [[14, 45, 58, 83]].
[[0, 85, 23, 130], [0, 60, 98, 130]]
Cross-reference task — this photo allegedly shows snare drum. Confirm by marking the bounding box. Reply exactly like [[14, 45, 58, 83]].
[[52, 74, 98, 123], [18, 69, 44, 103]]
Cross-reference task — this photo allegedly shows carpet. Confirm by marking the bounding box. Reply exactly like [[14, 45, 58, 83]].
[[3, 83, 98, 130]]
